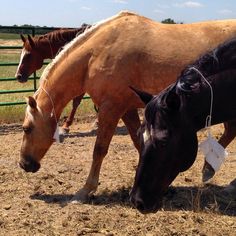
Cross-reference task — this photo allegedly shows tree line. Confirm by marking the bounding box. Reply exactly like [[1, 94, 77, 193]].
[[0, 24, 62, 35], [0, 18, 181, 35]]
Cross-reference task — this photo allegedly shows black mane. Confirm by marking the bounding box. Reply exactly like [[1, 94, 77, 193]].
[[177, 37, 236, 92]]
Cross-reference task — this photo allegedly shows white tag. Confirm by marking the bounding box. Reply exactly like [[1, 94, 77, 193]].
[[143, 129, 150, 143], [199, 133, 228, 172]]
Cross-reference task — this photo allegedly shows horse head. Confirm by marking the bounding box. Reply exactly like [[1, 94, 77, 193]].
[[130, 87, 198, 213], [19, 96, 56, 172], [16, 34, 44, 83]]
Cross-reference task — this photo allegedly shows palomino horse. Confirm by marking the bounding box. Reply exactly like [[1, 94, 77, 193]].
[[15, 25, 90, 132], [130, 37, 236, 213], [19, 12, 236, 201]]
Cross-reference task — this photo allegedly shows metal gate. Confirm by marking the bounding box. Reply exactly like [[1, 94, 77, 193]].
[[0, 26, 59, 106]]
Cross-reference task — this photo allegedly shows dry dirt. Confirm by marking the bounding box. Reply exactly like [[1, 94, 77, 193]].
[[0, 117, 235, 236]]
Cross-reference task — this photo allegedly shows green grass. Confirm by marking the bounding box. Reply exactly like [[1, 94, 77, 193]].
[[0, 40, 94, 123], [0, 33, 21, 40], [0, 98, 95, 124]]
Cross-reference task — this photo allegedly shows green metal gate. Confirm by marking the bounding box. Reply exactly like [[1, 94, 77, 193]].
[[0, 26, 60, 107]]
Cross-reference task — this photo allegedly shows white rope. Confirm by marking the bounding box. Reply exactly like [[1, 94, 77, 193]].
[[33, 82, 61, 143], [191, 67, 228, 173], [40, 86, 58, 124], [34, 78, 57, 123], [190, 67, 213, 129]]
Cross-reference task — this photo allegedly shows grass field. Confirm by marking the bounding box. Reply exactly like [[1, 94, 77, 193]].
[[0, 32, 21, 40], [0, 35, 95, 123]]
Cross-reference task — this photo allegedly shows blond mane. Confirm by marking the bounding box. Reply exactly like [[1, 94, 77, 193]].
[[39, 11, 137, 84]]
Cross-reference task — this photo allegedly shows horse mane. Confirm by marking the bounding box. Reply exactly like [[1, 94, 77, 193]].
[[27, 25, 89, 49], [177, 37, 236, 93], [144, 84, 175, 133], [39, 11, 137, 84]]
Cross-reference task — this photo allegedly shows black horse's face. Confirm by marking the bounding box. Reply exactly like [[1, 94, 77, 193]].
[[130, 88, 198, 213]]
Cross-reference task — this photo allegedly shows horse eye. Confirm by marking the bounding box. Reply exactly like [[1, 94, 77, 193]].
[[155, 138, 168, 148], [22, 126, 32, 134], [158, 140, 167, 147]]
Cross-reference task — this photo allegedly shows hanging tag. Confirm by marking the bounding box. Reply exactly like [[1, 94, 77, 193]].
[[53, 124, 61, 143], [199, 133, 228, 172]]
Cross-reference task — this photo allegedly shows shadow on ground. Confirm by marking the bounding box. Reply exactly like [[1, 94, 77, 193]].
[[30, 184, 236, 216], [64, 125, 128, 138]]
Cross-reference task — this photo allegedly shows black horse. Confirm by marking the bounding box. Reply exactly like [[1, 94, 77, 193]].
[[130, 37, 236, 213]]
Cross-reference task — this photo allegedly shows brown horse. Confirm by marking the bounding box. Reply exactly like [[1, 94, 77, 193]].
[[19, 11, 236, 201], [15, 25, 90, 132]]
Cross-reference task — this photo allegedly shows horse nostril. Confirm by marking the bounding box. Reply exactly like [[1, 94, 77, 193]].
[[16, 74, 22, 81], [135, 198, 146, 212], [16, 74, 27, 83], [130, 194, 146, 212], [19, 156, 41, 173]]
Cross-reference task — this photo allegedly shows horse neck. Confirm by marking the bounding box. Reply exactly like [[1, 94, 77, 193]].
[[36, 80, 75, 122], [191, 40, 236, 78], [43, 28, 87, 59], [185, 69, 236, 131], [37, 51, 89, 120]]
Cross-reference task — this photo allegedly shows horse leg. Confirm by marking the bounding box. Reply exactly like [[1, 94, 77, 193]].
[[121, 109, 141, 154], [218, 120, 236, 147], [72, 102, 124, 202], [61, 93, 85, 133], [202, 119, 236, 182]]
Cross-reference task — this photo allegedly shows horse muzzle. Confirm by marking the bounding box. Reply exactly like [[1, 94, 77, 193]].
[[130, 189, 163, 214], [16, 74, 28, 83], [19, 155, 41, 173]]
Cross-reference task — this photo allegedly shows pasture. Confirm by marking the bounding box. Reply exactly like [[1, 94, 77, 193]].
[[0, 119, 236, 235], [0, 34, 235, 235], [0, 36, 94, 123]]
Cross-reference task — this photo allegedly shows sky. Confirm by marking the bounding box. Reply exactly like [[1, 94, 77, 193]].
[[1, 0, 236, 27]]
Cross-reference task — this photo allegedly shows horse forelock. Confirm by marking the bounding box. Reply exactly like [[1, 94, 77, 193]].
[[40, 11, 137, 83], [144, 96, 159, 134], [26, 105, 33, 122], [26, 103, 43, 123], [144, 85, 177, 139]]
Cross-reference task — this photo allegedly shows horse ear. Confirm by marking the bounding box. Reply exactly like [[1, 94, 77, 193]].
[[26, 96, 37, 110], [130, 86, 153, 105], [20, 34, 26, 43], [165, 91, 180, 112], [27, 35, 35, 48]]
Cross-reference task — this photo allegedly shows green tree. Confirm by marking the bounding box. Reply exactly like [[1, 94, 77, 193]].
[[161, 18, 176, 24]]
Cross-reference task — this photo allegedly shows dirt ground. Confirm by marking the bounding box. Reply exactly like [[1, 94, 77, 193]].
[[0, 116, 235, 236]]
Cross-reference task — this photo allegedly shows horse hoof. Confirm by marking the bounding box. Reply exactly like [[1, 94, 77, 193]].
[[202, 164, 215, 183], [91, 120, 99, 131], [60, 127, 70, 135], [70, 190, 89, 203], [57, 127, 68, 143]]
